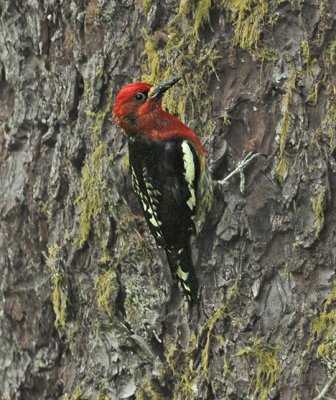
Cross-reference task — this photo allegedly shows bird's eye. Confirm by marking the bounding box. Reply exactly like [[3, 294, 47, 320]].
[[134, 92, 147, 103]]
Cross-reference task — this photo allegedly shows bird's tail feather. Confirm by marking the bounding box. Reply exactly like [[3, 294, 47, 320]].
[[166, 245, 198, 303]]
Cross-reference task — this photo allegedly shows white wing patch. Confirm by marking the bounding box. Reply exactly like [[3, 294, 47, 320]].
[[181, 141, 196, 210], [176, 265, 189, 282]]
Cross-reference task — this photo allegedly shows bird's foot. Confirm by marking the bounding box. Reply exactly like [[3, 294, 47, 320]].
[[217, 151, 260, 193]]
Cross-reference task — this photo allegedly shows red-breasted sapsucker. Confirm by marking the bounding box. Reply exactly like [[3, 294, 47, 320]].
[[113, 77, 213, 302]]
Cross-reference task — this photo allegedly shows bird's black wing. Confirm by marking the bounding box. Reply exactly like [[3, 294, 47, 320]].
[[128, 136, 201, 301], [128, 136, 200, 249]]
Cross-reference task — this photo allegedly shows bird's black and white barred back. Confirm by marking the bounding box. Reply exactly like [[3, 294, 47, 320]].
[[128, 136, 208, 301]]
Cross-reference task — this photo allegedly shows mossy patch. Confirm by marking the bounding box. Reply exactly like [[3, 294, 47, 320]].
[[328, 40, 336, 66], [321, 103, 336, 153], [275, 66, 296, 182], [136, 380, 166, 400], [222, 0, 271, 59], [301, 40, 312, 74], [311, 189, 326, 238], [75, 89, 112, 250], [76, 141, 109, 248], [51, 270, 67, 333], [45, 244, 68, 333], [148, 304, 231, 399], [235, 338, 281, 400], [96, 388, 110, 400], [306, 83, 319, 105], [311, 285, 336, 369], [62, 386, 102, 400], [142, 0, 153, 16], [201, 304, 228, 375], [72, 387, 89, 400], [309, 100, 336, 161], [194, 0, 213, 38], [141, 30, 162, 84], [95, 268, 116, 318], [165, 335, 199, 400]]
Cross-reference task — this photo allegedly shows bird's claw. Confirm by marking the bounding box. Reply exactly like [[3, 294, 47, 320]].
[[217, 151, 260, 193]]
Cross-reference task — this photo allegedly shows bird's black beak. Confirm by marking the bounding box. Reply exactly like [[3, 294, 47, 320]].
[[148, 76, 181, 100]]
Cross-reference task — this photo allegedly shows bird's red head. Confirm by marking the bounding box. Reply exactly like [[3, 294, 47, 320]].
[[113, 77, 182, 135], [113, 82, 152, 133], [113, 77, 205, 153]]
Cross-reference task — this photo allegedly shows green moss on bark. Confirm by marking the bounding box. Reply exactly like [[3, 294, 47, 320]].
[[95, 268, 116, 319], [222, 0, 271, 59], [142, 0, 152, 16], [75, 90, 112, 250], [236, 338, 281, 400], [311, 190, 326, 238], [45, 244, 68, 333], [194, 0, 212, 38], [201, 305, 228, 374], [52, 271, 68, 332], [311, 285, 336, 367], [275, 66, 296, 182]]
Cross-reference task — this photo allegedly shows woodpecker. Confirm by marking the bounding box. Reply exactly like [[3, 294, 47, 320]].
[[113, 77, 213, 302]]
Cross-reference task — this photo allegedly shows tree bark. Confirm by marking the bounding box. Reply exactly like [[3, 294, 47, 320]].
[[1, 0, 336, 399]]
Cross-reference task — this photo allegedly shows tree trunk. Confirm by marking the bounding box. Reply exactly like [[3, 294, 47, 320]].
[[1, 0, 335, 399]]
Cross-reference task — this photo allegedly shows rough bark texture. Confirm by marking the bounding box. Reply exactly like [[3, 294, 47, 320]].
[[1, 0, 336, 399]]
